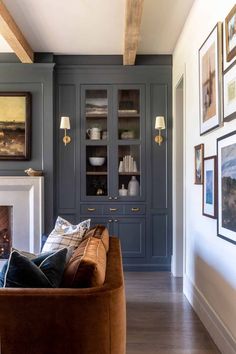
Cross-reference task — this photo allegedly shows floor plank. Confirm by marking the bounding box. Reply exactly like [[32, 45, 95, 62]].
[[125, 272, 221, 354]]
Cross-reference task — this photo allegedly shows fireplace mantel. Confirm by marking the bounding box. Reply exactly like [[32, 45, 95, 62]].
[[0, 176, 44, 264]]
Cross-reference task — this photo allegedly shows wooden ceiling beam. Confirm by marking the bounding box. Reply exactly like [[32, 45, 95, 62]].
[[123, 0, 144, 65], [0, 1, 34, 63]]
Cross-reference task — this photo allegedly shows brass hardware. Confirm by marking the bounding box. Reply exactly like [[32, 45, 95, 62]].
[[154, 134, 163, 145], [131, 207, 140, 212], [87, 208, 96, 212], [63, 133, 71, 146], [109, 208, 118, 212]]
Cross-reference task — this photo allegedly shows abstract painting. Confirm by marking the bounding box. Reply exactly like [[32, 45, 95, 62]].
[[217, 131, 236, 244], [203, 156, 217, 218]]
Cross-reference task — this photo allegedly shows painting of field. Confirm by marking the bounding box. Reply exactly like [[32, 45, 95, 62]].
[[0, 95, 29, 158], [221, 143, 236, 232]]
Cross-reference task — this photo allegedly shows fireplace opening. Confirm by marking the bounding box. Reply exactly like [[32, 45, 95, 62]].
[[0, 206, 12, 259]]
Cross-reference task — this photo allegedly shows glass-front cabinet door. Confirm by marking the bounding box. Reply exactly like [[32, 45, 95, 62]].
[[116, 88, 144, 200], [81, 85, 145, 201], [81, 86, 111, 200]]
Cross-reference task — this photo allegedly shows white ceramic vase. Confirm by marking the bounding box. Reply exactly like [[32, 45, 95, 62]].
[[127, 176, 139, 196]]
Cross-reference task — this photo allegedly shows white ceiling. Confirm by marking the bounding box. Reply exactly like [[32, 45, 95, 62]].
[[0, 0, 195, 55]]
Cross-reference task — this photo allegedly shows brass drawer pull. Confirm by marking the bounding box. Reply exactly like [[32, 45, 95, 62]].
[[109, 208, 118, 212], [87, 208, 96, 212], [131, 207, 140, 212]]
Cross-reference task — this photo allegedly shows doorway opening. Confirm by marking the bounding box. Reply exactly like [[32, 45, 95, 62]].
[[172, 76, 184, 277]]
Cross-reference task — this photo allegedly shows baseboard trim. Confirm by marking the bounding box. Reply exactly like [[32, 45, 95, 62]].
[[184, 274, 236, 354], [123, 264, 171, 271]]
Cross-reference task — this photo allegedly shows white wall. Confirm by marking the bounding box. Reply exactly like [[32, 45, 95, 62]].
[[173, 0, 236, 352]]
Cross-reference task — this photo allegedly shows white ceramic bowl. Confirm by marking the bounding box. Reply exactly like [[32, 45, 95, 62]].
[[89, 157, 105, 166]]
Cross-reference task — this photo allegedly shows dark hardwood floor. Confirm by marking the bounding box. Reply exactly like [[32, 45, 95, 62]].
[[125, 272, 221, 354]]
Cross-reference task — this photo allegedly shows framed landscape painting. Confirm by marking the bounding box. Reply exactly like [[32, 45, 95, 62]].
[[0, 92, 31, 160], [199, 23, 223, 135], [223, 61, 236, 121], [194, 144, 204, 184], [217, 131, 236, 244], [203, 156, 217, 218], [225, 5, 236, 62]]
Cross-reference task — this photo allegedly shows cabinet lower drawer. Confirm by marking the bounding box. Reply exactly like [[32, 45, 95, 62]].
[[81, 204, 145, 216], [103, 204, 124, 215], [80, 205, 103, 215], [124, 204, 145, 215]]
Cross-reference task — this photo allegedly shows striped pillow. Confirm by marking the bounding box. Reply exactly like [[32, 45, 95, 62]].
[[42, 217, 90, 253]]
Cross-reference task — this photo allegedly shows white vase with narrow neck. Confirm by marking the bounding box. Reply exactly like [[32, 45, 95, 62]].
[[128, 176, 139, 196]]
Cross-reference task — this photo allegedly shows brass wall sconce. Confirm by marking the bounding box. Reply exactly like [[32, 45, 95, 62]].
[[154, 116, 165, 145], [60, 116, 71, 146]]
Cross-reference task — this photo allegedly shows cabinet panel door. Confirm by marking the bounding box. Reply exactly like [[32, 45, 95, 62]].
[[114, 218, 145, 257], [86, 217, 113, 234]]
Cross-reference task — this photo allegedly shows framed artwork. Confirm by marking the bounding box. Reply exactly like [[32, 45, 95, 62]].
[[217, 131, 236, 244], [199, 23, 223, 135], [203, 156, 217, 218], [223, 61, 236, 121], [225, 5, 236, 63], [194, 144, 204, 184], [0, 92, 31, 160]]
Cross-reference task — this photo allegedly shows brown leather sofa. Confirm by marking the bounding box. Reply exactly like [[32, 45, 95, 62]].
[[0, 237, 126, 354]]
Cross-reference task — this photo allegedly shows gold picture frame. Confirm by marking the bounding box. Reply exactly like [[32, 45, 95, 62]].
[[0, 92, 31, 160], [225, 5, 236, 62]]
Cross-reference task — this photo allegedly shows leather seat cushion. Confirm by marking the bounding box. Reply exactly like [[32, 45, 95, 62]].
[[83, 225, 109, 252], [61, 235, 107, 288]]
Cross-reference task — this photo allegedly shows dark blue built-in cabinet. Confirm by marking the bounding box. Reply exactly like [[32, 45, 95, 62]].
[[55, 58, 172, 270]]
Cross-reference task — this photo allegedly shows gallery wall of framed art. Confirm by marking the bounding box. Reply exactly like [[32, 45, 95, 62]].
[[195, 4, 236, 245]]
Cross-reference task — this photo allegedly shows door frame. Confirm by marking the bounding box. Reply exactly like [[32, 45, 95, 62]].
[[172, 73, 186, 277]]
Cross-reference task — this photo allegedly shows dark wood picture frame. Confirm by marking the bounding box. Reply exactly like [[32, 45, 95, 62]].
[[199, 23, 223, 135], [194, 143, 204, 184], [202, 156, 217, 218], [217, 130, 236, 245], [0, 92, 31, 160], [225, 5, 236, 62]]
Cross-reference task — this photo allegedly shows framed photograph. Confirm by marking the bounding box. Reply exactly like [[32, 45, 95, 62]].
[[223, 61, 236, 121], [199, 23, 223, 135], [194, 144, 204, 184], [0, 92, 31, 160], [203, 156, 217, 218], [217, 131, 236, 244], [225, 5, 236, 63]]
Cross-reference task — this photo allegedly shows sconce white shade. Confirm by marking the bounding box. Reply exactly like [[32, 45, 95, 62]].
[[155, 116, 165, 130], [60, 116, 70, 130]]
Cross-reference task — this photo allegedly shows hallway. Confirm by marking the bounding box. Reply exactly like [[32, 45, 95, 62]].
[[125, 272, 220, 354]]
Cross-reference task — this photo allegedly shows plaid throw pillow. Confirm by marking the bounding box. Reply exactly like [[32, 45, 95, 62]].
[[42, 217, 91, 253]]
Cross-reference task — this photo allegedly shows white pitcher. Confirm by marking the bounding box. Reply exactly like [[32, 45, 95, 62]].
[[87, 127, 101, 140]]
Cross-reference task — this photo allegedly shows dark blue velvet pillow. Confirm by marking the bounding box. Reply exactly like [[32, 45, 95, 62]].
[[0, 248, 68, 288]]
